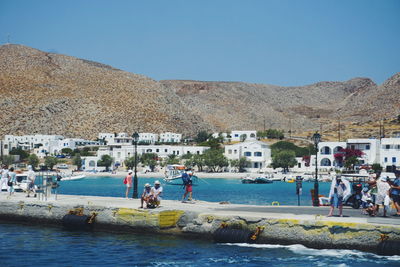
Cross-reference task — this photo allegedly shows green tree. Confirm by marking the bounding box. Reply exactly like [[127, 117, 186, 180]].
[[1, 155, 15, 166], [192, 154, 205, 172], [9, 147, 30, 161], [97, 155, 113, 171], [238, 157, 250, 172], [27, 154, 39, 170], [344, 156, 359, 171], [44, 156, 58, 170], [73, 154, 82, 170], [195, 131, 211, 143], [61, 148, 73, 156], [141, 153, 158, 172], [371, 163, 383, 173], [124, 156, 136, 170], [166, 154, 180, 165], [203, 149, 228, 172], [271, 141, 314, 157], [271, 150, 297, 172]]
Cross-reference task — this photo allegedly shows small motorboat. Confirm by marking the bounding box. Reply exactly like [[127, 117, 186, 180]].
[[254, 177, 273, 184], [59, 174, 86, 181], [241, 176, 256, 184]]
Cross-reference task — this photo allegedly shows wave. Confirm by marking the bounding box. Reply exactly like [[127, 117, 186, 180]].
[[222, 243, 400, 261]]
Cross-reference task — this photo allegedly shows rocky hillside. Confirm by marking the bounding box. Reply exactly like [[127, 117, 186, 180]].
[[0, 44, 210, 138], [0, 44, 399, 139]]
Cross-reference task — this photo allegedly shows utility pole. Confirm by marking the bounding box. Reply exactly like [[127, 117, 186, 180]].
[[289, 117, 292, 139], [263, 116, 266, 132]]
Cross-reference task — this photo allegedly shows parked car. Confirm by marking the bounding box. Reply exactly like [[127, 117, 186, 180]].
[[57, 164, 69, 169], [56, 155, 66, 158]]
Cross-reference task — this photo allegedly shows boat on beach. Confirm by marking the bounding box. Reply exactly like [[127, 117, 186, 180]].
[[59, 174, 86, 181], [241, 175, 273, 184]]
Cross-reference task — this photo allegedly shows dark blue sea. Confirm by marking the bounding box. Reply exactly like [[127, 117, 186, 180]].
[[2, 177, 399, 266]]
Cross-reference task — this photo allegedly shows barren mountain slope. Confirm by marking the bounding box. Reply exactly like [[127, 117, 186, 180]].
[[0, 44, 210, 138]]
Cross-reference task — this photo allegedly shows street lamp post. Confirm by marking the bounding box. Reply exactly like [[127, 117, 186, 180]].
[[311, 132, 321, 207], [132, 132, 139, 198]]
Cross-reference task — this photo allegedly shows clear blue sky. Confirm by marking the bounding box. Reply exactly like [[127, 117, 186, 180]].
[[1, 0, 399, 86]]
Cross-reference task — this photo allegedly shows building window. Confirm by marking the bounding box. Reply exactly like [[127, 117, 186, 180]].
[[254, 152, 262, 157], [177, 151, 179, 155], [393, 157, 397, 163], [250, 133, 256, 138], [197, 151, 200, 155], [244, 152, 251, 156], [165, 149, 168, 152], [384, 157, 388, 163], [365, 145, 370, 150], [156, 149, 159, 152], [89, 160, 95, 167], [386, 145, 390, 149], [228, 149, 232, 154], [235, 134, 239, 137]]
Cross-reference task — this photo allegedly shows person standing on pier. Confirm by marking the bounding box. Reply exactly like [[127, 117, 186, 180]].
[[26, 165, 36, 197], [181, 169, 193, 202], [124, 170, 133, 199], [0, 165, 9, 193], [327, 175, 350, 217], [8, 167, 16, 196], [391, 171, 400, 216]]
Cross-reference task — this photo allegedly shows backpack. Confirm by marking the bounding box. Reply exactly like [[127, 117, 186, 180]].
[[123, 177, 127, 184], [182, 173, 190, 185]]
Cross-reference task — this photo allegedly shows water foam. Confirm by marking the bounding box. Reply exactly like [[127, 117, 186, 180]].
[[222, 243, 400, 261]]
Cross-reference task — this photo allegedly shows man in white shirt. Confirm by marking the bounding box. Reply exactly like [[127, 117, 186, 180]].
[[0, 165, 9, 193], [26, 165, 36, 197], [151, 180, 163, 207]]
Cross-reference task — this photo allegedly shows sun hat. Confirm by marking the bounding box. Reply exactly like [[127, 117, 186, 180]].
[[381, 176, 387, 182], [154, 180, 160, 185], [144, 183, 151, 187], [128, 170, 133, 173]]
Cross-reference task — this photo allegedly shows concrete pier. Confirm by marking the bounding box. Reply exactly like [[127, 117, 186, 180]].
[[1, 193, 399, 253]]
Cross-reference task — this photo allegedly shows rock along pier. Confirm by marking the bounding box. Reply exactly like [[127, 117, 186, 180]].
[[1, 193, 399, 254]]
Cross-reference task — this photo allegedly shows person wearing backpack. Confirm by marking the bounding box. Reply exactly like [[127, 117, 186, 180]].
[[124, 170, 133, 199], [181, 169, 193, 202]]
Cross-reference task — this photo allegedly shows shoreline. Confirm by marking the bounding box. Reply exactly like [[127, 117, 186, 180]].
[[82, 171, 250, 179]]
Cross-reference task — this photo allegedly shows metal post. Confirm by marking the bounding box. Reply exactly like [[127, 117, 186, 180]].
[[313, 146, 319, 206], [132, 132, 139, 199]]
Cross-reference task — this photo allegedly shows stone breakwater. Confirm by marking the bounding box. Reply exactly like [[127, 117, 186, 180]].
[[0, 194, 399, 253]]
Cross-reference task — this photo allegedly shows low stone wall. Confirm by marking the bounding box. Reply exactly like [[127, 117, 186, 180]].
[[1, 198, 399, 254]]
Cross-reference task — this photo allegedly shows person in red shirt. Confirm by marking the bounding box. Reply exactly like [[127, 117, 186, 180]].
[[125, 170, 133, 199]]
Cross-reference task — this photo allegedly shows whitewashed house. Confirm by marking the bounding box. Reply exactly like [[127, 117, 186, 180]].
[[159, 132, 182, 143], [138, 133, 158, 144], [224, 140, 271, 172], [317, 141, 347, 168], [346, 138, 380, 165], [380, 138, 400, 169], [230, 130, 257, 142]]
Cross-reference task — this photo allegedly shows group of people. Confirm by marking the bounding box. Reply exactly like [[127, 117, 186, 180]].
[[123, 169, 163, 208], [362, 171, 400, 217], [328, 171, 400, 217], [0, 165, 36, 197]]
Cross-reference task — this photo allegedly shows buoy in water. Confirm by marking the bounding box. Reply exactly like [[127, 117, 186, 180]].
[[62, 214, 93, 230], [377, 240, 400, 256], [213, 228, 253, 243]]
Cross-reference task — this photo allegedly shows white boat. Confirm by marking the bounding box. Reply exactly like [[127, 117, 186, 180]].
[[59, 174, 86, 181], [1, 172, 31, 192], [163, 164, 186, 183]]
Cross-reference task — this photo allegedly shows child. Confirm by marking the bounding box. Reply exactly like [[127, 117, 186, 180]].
[[361, 187, 371, 215]]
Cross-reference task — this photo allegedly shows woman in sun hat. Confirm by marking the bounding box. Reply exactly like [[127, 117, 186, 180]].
[[151, 180, 163, 207], [376, 176, 391, 217]]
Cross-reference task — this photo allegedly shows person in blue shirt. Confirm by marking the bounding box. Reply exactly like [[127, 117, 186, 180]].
[[391, 171, 400, 216]]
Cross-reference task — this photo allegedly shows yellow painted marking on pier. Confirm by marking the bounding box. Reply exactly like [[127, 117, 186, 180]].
[[115, 209, 184, 228], [159, 211, 184, 228]]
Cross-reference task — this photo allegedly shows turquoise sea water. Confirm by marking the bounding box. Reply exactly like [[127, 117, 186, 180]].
[[58, 176, 331, 206]]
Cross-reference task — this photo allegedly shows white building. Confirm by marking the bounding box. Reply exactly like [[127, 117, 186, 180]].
[[225, 140, 271, 171], [98, 133, 115, 144], [346, 138, 380, 165], [230, 130, 257, 142], [83, 144, 209, 170], [54, 138, 100, 154], [317, 141, 347, 168], [380, 138, 400, 169], [159, 132, 182, 143], [139, 133, 158, 144], [2, 134, 64, 157]]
